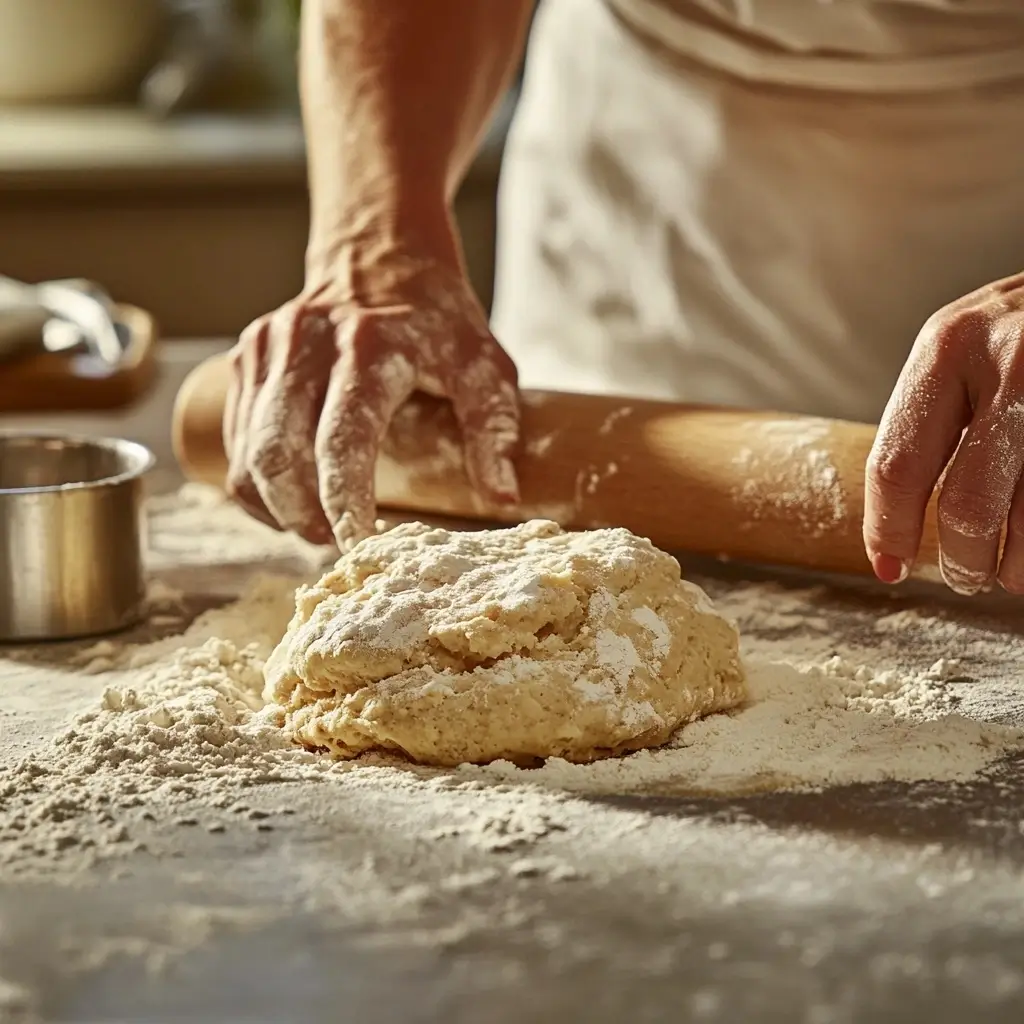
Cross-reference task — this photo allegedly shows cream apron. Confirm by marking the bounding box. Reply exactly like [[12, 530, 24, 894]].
[[491, 0, 1024, 422]]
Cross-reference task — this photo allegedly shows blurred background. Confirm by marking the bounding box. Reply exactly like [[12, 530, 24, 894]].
[[0, 0, 523, 467], [0, 0, 519, 334]]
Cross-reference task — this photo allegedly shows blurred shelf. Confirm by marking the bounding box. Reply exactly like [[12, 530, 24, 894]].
[[0, 94, 516, 335], [0, 94, 513, 190]]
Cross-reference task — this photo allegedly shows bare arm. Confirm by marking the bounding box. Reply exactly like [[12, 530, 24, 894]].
[[302, 0, 535, 287], [223, 1, 535, 547]]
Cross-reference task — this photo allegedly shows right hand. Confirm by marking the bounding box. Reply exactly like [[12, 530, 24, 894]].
[[222, 254, 520, 549]]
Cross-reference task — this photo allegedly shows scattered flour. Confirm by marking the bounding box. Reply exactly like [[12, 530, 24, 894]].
[[144, 483, 334, 577], [54, 903, 279, 977], [1, 549, 1020, 880], [466, 653, 1015, 796], [1, 487, 1023, 1013]]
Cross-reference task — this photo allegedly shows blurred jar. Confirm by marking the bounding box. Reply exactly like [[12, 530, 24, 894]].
[[0, 0, 165, 104]]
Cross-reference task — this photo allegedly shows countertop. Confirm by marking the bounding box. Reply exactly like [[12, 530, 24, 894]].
[[0, 97, 515, 192], [1, 488, 1023, 1023]]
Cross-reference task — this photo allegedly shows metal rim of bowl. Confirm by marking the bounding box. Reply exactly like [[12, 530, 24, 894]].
[[0, 430, 156, 495]]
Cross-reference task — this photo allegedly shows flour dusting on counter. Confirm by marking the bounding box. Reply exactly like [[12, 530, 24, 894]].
[[2, 492, 1022, 884], [2, 487, 1024, 1021]]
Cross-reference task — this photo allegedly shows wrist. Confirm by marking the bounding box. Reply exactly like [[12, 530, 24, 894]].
[[304, 200, 465, 305]]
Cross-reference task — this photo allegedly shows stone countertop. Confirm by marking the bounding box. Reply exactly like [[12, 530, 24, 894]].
[[1, 490, 1023, 1024]]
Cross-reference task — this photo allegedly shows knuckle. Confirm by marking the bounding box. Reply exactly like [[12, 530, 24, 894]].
[[237, 316, 269, 351], [919, 308, 977, 358], [338, 313, 389, 366], [865, 443, 926, 500], [226, 341, 254, 381], [286, 304, 332, 344]]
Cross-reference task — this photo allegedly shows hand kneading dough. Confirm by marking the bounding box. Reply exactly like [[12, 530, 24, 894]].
[[263, 520, 746, 766]]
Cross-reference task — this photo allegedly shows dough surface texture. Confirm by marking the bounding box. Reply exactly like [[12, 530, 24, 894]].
[[264, 520, 746, 766]]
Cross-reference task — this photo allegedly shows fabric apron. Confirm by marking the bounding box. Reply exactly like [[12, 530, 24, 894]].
[[491, 0, 1024, 422]]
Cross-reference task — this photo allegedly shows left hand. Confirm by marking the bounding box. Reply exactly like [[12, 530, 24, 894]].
[[864, 271, 1024, 596]]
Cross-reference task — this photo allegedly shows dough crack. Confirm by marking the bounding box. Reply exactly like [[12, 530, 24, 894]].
[[263, 520, 746, 765]]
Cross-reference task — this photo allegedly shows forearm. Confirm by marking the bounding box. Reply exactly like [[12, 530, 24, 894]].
[[301, 0, 534, 282]]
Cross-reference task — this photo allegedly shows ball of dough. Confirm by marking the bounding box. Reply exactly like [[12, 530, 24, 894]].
[[263, 520, 746, 766]]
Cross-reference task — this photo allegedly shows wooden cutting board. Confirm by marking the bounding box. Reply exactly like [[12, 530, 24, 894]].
[[0, 303, 158, 413]]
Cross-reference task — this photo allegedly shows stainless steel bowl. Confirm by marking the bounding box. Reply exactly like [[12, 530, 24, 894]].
[[0, 433, 155, 641]]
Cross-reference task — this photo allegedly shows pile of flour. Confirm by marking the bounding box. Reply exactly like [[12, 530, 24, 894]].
[[5, 487, 1024, 1024], [1, 511, 1022, 881]]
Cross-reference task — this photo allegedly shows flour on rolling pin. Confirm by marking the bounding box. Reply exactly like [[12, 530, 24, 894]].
[[525, 433, 557, 457], [573, 405, 633, 506], [378, 398, 587, 525], [598, 405, 634, 435], [732, 419, 847, 537], [376, 403, 468, 498]]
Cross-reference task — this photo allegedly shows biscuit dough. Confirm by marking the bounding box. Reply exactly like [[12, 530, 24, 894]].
[[264, 520, 746, 766]]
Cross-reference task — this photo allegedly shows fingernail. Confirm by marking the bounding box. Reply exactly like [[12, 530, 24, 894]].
[[938, 551, 988, 597], [870, 553, 910, 584]]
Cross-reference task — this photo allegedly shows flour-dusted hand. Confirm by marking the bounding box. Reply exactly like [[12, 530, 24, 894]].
[[864, 271, 1024, 595], [222, 261, 520, 549], [220, 0, 534, 548]]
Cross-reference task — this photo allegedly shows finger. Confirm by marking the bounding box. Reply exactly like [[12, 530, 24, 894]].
[[864, 356, 969, 584], [247, 310, 334, 545], [445, 339, 521, 505], [223, 323, 278, 530], [315, 325, 417, 548], [983, 269, 1024, 298], [222, 352, 240, 456], [997, 474, 1024, 594], [939, 403, 1024, 595]]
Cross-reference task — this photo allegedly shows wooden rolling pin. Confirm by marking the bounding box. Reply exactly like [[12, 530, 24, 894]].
[[172, 353, 940, 579]]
